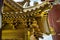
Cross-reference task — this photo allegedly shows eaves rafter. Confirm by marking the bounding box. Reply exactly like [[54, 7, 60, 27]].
[[4, 0, 23, 12]]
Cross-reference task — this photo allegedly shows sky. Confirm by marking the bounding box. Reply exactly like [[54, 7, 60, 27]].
[[43, 34, 53, 40], [13, 0, 42, 6]]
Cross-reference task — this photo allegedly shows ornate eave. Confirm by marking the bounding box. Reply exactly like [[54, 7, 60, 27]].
[[3, 0, 51, 13], [2, 0, 53, 40], [3, 1, 51, 17]]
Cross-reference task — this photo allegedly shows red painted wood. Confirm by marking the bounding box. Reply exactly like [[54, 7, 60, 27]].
[[48, 4, 60, 40]]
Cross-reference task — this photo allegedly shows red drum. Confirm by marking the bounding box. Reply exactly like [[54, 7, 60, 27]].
[[48, 4, 60, 40]]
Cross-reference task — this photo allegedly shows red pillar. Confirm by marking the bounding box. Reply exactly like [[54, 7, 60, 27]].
[[48, 4, 60, 40]]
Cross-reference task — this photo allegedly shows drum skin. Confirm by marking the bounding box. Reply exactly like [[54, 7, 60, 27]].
[[48, 4, 60, 40]]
